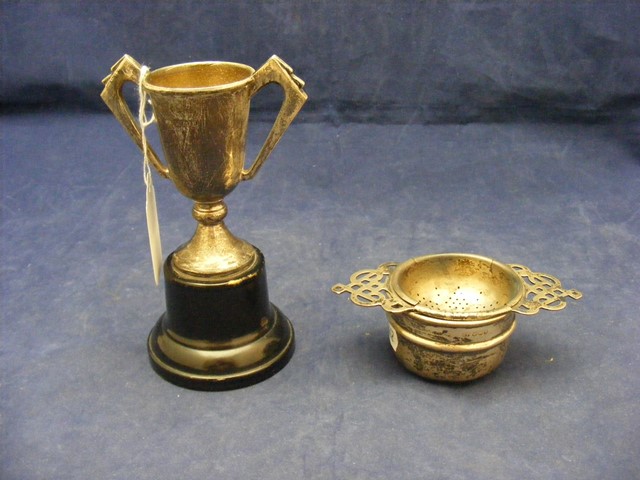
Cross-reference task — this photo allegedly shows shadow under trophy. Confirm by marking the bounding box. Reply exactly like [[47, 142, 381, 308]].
[[101, 54, 307, 390]]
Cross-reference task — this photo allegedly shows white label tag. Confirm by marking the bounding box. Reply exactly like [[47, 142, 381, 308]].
[[139, 64, 163, 285], [389, 325, 399, 351], [146, 179, 162, 285]]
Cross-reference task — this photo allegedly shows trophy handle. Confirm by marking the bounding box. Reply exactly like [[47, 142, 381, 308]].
[[241, 56, 308, 181], [101, 55, 170, 178]]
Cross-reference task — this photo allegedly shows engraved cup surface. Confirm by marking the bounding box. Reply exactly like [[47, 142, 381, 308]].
[[144, 62, 256, 202]]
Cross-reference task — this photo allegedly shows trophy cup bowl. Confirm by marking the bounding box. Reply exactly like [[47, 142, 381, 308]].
[[101, 54, 307, 390]]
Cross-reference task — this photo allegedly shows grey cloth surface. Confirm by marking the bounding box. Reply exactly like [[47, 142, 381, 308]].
[[1, 113, 639, 479]]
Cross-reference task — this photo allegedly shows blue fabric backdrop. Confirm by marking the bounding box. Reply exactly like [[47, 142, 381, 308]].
[[2, 2, 639, 480], [3, 0, 640, 122]]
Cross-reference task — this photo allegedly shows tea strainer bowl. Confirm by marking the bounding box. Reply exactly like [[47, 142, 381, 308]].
[[332, 253, 582, 382]]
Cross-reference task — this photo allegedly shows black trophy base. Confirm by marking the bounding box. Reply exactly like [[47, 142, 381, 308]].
[[147, 252, 295, 391], [147, 306, 294, 391]]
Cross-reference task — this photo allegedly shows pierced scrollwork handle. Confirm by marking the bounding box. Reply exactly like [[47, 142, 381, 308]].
[[331, 263, 415, 313], [509, 264, 583, 316]]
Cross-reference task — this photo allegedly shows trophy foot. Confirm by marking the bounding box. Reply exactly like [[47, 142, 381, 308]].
[[147, 305, 294, 390], [146, 251, 294, 390]]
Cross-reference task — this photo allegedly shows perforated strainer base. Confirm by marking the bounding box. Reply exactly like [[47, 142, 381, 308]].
[[390, 254, 524, 319], [417, 285, 504, 313]]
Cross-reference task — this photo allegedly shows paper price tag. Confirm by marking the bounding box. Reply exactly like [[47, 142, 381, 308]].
[[146, 179, 162, 285], [139, 64, 163, 285], [389, 325, 399, 351]]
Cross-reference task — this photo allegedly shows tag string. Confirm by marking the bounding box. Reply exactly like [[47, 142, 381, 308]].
[[137, 65, 163, 285], [138, 66, 155, 193]]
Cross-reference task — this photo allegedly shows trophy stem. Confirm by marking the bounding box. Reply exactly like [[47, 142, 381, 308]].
[[171, 200, 258, 282]]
